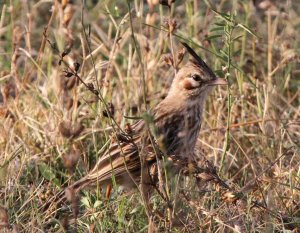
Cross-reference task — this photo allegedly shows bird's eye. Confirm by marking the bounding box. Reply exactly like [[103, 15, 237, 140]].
[[191, 74, 202, 82]]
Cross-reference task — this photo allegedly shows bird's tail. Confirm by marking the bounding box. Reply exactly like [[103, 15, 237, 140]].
[[41, 177, 91, 214], [41, 142, 138, 215]]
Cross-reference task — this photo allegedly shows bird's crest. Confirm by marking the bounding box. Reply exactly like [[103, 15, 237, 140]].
[[181, 42, 217, 79]]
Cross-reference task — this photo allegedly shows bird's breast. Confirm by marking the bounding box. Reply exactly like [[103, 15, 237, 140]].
[[154, 104, 202, 157]]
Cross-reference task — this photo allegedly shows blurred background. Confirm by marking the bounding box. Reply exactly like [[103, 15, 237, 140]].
[[0, 0, 299, 232]]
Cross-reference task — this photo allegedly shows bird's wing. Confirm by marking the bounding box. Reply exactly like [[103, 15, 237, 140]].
[[85, 119, 157, 185], [42, 120, 150, 212], [86, 138, 141, 183], [43, 118, 162, 212]]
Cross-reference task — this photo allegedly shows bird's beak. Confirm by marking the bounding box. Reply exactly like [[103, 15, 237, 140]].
[[207, 77, 227, 86]]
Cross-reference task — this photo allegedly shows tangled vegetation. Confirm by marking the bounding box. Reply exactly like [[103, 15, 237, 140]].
[[0, 0, 299, 232]]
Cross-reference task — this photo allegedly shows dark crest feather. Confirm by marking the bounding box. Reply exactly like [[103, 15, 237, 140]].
[[181, 42, 217, 79]]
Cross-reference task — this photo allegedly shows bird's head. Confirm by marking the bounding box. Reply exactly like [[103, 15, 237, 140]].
[[168, 42, 227, 101]]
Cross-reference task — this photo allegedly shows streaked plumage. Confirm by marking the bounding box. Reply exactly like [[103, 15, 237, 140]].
[[44, 42, 227, 211]]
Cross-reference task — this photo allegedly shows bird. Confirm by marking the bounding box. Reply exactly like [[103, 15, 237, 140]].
[[44, 42, 227, 216]]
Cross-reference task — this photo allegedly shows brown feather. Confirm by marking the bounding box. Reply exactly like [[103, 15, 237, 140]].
[[43, 43, 222, 213]]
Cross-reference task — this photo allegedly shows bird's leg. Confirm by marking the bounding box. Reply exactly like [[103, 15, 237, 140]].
[[140, 179, 152, 215], [105, 184, 112, 200]]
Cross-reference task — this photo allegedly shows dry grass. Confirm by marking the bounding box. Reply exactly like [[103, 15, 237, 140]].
[[0, 0, 300, 232]]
